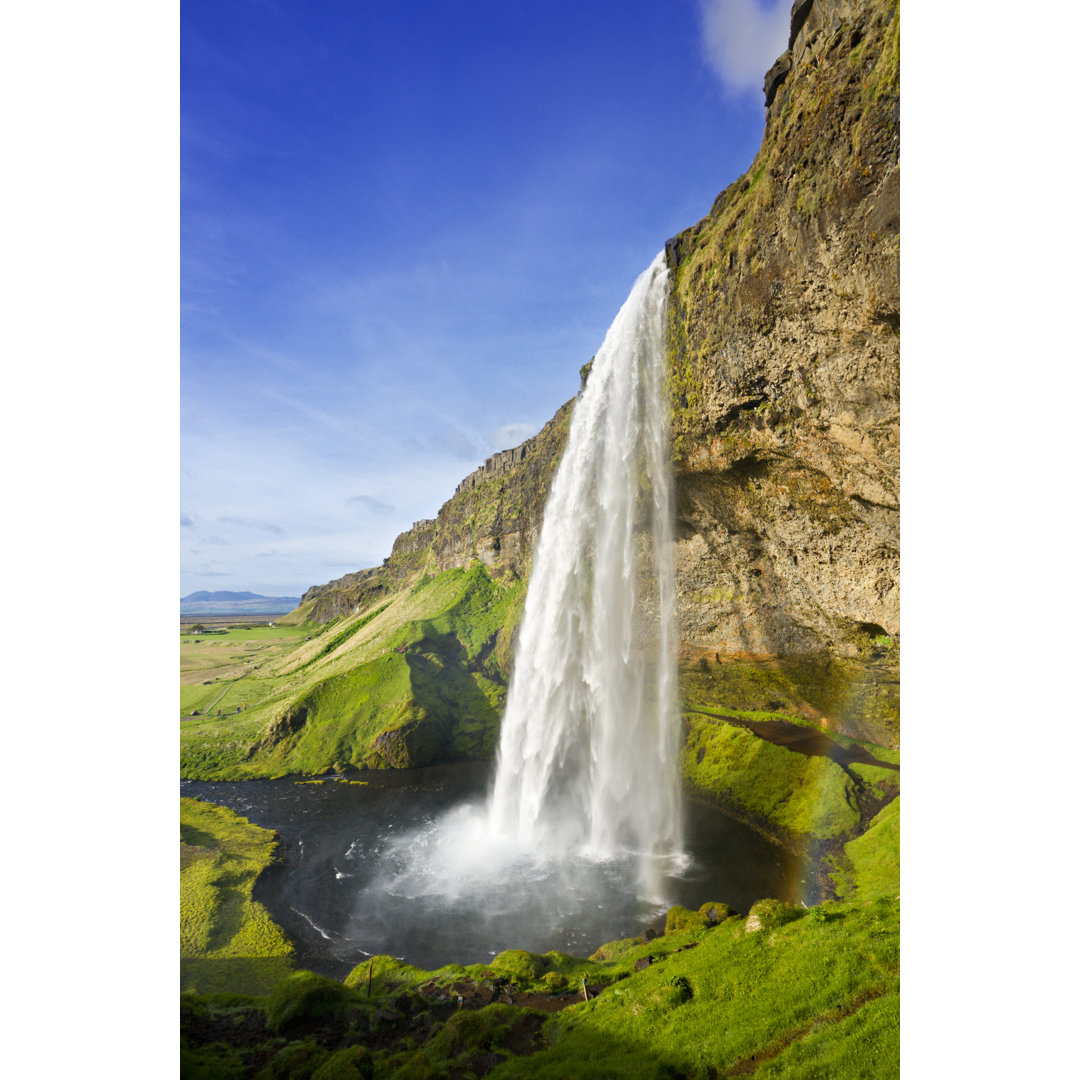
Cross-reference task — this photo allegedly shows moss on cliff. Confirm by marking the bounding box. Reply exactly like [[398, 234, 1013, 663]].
[[682, 715, 861, 845]]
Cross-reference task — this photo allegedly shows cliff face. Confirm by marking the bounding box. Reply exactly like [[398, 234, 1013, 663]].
[[297, 0, 899, 664], [667, 0, 899, 657]]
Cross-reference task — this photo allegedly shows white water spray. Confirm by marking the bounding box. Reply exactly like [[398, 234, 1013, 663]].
[[488, 251, 683, 886]]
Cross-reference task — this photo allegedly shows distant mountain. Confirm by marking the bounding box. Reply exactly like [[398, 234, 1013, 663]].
[[180, 590, 301, 615], [182, 591, 264, 602]]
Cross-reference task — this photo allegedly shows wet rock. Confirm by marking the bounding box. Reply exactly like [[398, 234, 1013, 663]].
[[635, 956, 653, 972]]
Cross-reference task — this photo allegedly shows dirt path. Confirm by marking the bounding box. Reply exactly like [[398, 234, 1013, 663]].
[[182, 670, 252, 721]]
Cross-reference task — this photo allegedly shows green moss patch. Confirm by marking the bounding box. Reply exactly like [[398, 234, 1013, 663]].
[[831, 797, 899, 901], [682, 715, 861, 844]]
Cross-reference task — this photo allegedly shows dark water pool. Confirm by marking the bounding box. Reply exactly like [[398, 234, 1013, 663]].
[[182, 761, 803, 978]]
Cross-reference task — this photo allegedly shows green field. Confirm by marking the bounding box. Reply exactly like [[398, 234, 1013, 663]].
[[180, 623, 325, 719]]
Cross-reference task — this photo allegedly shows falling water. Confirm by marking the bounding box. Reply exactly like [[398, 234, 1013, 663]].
[[489, 251, 683, 889], [354, 254, 687, 956]]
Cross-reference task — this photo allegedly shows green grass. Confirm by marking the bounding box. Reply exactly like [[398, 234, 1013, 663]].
[[180, 797, 296, 996], [681, 655, 900, 750], [183, 626, 312, 643], [474, 898, 899, 1079], [831, 798, 900, 901], [682, 715, 861, 842], [181, 893, 900, 1078]]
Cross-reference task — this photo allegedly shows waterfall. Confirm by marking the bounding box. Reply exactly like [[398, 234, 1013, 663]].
[[488, 251, 683, 884], [365, 254, 685, 952]]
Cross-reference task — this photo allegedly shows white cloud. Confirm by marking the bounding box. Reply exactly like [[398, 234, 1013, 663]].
[[348, 494, 395, 514], [699, 0, 791, 94], [219, 515, 285, 535]]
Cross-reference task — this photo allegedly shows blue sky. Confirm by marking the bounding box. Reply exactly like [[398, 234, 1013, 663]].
[[181, 0, 792, 597]]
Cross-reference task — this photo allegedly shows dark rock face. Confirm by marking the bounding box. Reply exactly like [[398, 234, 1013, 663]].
[[763, 54, 792, 107], [367, 711, 452, 770], [666, 0, 899, 657]]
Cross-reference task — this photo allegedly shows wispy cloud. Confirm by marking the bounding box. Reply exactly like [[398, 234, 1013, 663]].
[[180, 512, 196, 527], [490, 421, 540, 451], [348, 494, 395, 514], [699, 0, 790, 94], [406, 429, 486, 463], [219, 515, 285, 535]]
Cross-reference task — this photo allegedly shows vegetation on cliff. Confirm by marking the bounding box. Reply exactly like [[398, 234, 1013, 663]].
[[666, 0, 899, 657]]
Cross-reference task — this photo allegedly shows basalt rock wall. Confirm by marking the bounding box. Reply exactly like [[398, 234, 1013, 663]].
[[666, 0, 899, 657]]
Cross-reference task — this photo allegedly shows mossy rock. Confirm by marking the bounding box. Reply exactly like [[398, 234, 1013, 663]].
[[254, 1040, 330, 1080], [540, 971, 568, 990], [663, 974, 694, 1007], [389, 1051, 438, 1080], [265, 971, 350, 1034], [589, 936, 639, 962], [432, 1009, 494, 1056], [490, 948, 539, 984], [369, 714, 446, 769], [310, 1046, 374, 1080], [665, 904, 708, 934], [698, 901, 738, 925], [745, 898, 802, 934]]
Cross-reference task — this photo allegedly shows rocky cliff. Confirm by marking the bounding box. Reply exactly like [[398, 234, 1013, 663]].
[[666, 0, 898, 659]]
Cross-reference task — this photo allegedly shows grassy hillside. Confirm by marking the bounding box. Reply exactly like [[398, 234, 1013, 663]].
[[181, 563, 525, 780]]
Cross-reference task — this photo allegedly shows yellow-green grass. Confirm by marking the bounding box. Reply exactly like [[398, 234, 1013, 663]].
[[180, 797, 295, 996], [493, 899, 897, 1079], [832, 797, 900, 902], [680, 654, 900, 750], [183, 625, 313, 642]]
